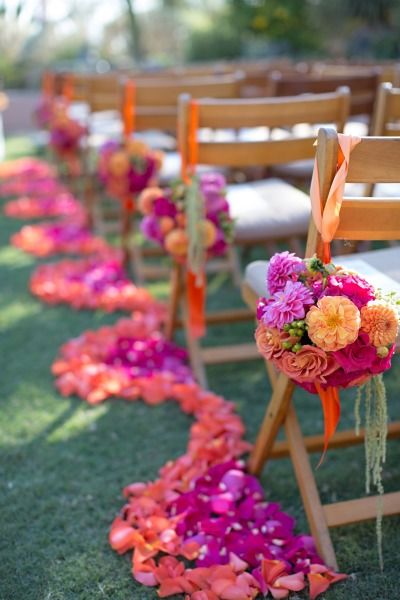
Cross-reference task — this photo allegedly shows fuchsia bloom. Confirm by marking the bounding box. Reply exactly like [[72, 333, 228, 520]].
[[322, 272, 376, 308], [259, 280, 314, 329], [267, 251, 306, 295]]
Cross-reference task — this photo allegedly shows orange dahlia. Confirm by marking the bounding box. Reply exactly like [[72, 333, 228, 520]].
[[306, 295, 360, 352], [360, 301, 399, 347]]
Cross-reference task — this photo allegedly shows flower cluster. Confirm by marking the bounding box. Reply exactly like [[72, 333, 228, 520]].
[[30, 254, 166, 317], [138, 173, 234, 261], [49, 102, 86, 160], [256, 252, 399, 393], [11, 219, 108, 257], [98, 139, 163, 200], [34, 96, 54, 128], [3, 193, 83, 220], [0, 157, 55, 182]]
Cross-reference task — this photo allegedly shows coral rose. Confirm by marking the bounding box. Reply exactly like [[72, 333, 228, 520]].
[[306, 296, 360, 351], [360, 301, 399, 347], [280, 345, 338, 383]]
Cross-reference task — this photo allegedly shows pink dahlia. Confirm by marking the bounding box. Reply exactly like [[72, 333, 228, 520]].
[[260, 281, 314, 330], [267, 252, 305, 295], [323, 273, 375, 308]]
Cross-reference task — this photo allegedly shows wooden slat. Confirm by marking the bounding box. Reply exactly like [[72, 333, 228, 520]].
[[205, 307, 254, 324], [198, 137, 316, 167], [201, 343, 260, 364], [347, 137, 400, 182], [270, 421, 400, 459], [323, 492, 400, 527], [335, 198, 400, 240], [197, 90, 349, 129]]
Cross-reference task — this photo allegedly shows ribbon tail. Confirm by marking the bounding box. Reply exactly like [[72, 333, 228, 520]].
[[186, 270, 206, 339], [315, 384, 341, 467], [322, 241, 331, 264]]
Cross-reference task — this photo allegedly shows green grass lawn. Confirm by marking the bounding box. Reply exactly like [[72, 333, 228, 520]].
[[1, 138, 400, 600]]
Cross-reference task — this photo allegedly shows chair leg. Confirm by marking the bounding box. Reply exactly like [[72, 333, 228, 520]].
[[227, 246, 242, 287], [165, 264, 183, 340], [248, 373, 295, 475], [284, 402, 338, 570], [181, 294, 208, 388]]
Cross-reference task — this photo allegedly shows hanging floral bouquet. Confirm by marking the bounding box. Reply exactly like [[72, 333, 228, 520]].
[[49, 102, 87, 174], [256, 251, 399, 562], [34, 96, 54, 129], [138, 173, 235, 262], [98, 139, 163, 205]]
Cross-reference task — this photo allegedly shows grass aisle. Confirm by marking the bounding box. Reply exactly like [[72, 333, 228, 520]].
[[1, 141, 399, 599]]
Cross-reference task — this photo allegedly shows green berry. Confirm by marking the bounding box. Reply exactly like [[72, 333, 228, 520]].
[[295, 329, 303, 338], [289, 328, 297, 336], [283, 324, 291, 332], [282, 341, 292, 350], [292, 343, 302, 353]]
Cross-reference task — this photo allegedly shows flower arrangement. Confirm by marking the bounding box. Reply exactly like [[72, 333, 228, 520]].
[[4, 193, 83, 220], [49, 102, 86, 173], [0, 157, 55, 182], [138, 173, 234, 262], [34, 96, 54, 129], [11, 219, 108, 257], [256, 252, 398, 395], [98, 139, 163, 201]]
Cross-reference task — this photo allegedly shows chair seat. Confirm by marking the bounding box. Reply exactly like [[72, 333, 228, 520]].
[[227, 178, 310, 243], [245, 246, 400, 299]]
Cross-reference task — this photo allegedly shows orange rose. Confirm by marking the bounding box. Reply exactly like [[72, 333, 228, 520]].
[[138, 187, 163, 215], [165, 229, 188, 256]]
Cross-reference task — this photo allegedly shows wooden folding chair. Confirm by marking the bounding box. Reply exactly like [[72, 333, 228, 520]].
[[241, 127, 400, 569], [167, 90, 351, 386], [270, 70, 380, 126], [120, 73, 244, 282]]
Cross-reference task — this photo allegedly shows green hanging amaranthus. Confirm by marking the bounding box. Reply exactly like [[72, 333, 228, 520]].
[[185, 176, 206, 284], [355, 374, 388, 570]]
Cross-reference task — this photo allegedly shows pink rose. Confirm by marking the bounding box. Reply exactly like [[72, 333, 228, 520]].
[[324, 368, 371, 388], [333, 332, 376, 373], [279, 345, 338, 384]]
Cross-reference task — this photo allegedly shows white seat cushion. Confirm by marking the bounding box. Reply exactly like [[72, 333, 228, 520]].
[[227, 178, 310, 243], [244, 246, 400, 299]]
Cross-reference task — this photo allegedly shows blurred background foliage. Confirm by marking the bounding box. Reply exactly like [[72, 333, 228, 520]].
[[0, 0, 399, 88]]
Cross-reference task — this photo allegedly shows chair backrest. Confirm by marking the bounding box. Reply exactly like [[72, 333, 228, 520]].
[[371, 82, 400, 136], [306, 127, 400, 258], [125, 73, 243, 131], [178, 89, 350, 170], [270, 71, 380, 118]]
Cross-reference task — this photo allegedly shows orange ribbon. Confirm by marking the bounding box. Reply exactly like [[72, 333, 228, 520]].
[[187, 270, 206, 339], [123, 196, 135, 213], [310, 133, 361, 263], [123, 80, 135, 139], [62, 73, 74, 104], [315, 383, 341, 466]]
